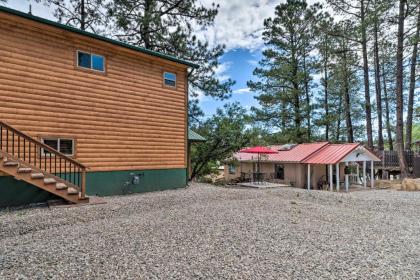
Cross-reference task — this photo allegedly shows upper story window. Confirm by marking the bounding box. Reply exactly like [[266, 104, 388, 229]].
[[163, 72, 176, 87], [42, 138, 75, 156], [77, 51, 105, 72]]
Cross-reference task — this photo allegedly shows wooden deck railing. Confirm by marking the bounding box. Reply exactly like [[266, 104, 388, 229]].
[[0, 121, 87, 198], [374, 150, 415, 169]]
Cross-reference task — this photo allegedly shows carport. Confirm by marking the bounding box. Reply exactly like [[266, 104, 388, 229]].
[[304, 144, 381, 192]]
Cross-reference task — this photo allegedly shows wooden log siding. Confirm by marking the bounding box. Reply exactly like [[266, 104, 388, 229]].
[[0, 14, 188, 172]]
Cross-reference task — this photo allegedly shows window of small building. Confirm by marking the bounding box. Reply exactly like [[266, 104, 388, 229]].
[[275, 164, 284, 180], [77, 51, 105, 72], [163, 72, 177, 87], [228, 164, 236, 174], [42, 138, 75, 156]]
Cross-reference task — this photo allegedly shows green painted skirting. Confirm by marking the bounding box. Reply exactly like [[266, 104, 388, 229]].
[[0, 176, 57, 208], [86, 168, 187, 196], [0, 168, 187, 208]]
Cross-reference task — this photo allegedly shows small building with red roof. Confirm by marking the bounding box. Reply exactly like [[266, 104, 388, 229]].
[[225, 142, 380, 191]]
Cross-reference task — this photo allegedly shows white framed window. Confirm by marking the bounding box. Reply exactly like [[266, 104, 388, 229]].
[[77, 50, 105, 72], [42, 138, 75, 156], [163, 72, 177, 87]]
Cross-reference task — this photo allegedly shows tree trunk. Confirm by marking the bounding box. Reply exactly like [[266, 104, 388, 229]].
[[342, 45, 354, 143], [303, 55, 311, 141], [374, 18, 384, 150], [360, 0, 373, 148], [382, 63, 393, 150], [395, 0, 409, 177], [405, 5, 420, 149], [323, 56, 329, 141], [80, 0, 85, 30], [291, 46, 302, 143], [336, 98, 342, 143], [281, 93, 286, 130], [142, 0, 153, 49]]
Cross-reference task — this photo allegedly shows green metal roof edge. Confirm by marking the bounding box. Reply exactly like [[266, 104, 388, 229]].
[[0, 5, 199, 69], [188, 129, 206, 142]]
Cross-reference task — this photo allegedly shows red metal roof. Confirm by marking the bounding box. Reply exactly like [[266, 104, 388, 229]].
[[234, 142, 329, 163], [302, 143, 360, 164]]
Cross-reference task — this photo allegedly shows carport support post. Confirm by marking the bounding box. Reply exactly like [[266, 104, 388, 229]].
[[371, 161, 374, 189], [356, 163, 360, 184], [363, 161, 367, 188], [329, 164, 333, 191], [345, 161, 349, 192], [307, 164, 311, 190], [336, 163, 340, 192]]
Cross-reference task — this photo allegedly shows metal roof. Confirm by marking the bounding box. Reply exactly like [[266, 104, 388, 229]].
[[234, 142, 329, 163], [188, 129, 206, 142], [302, 143, 360, 164], [0, 5, 199, 68]]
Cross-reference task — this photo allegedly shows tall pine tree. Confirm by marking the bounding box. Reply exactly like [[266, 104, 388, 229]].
[[327, 0, 374, 148], [248, 0, 321, 143]]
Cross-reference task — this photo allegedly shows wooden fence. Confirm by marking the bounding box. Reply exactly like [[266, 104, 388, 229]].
[[374, 150, 415, 170]]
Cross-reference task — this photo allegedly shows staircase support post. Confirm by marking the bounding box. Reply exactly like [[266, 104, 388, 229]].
[[81, 169, 87, 199]]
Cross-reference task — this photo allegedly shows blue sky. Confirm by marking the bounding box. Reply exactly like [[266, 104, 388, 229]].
[[5, 0, 287, 117], [200, 49, 263, 117]]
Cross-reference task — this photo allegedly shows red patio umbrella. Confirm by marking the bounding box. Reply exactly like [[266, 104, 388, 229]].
[[239, 146, 278, 183]]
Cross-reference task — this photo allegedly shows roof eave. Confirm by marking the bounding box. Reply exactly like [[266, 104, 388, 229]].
[[0, 5, 199, 69]]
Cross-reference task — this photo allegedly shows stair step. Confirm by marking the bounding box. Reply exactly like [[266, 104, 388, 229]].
[[31, 173, 45, 179], [17, 167, 32, 173], [3, 161, 19, 167], [56, 183, 68, 190], [44, 178, 57, 185], [67, 187, 78, 195]]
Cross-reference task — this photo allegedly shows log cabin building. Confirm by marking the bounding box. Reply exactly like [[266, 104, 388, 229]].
[[0, 6, 199, 207]]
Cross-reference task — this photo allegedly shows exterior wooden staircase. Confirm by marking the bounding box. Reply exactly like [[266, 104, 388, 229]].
[[0, 121, 88, 204]]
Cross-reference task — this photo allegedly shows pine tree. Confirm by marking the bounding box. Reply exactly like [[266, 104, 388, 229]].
[[107, 0, 234, 118], [248, 0, 321, 143], [395, 0, 409, 177], [327, 0, 374, 148], [40, 0, 107, 32], [314, 14, 335, 141], [369, 0, 391, 150], [405, 3, 420, 149]]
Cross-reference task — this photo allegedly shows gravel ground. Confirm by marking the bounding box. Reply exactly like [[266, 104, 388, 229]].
[[1, 183, 420, 280]]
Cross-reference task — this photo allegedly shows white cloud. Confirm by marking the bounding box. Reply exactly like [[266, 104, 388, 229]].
[[197, 0, 279, 51], [196, 0, 324, 51], [247, 59, 259, 66], [214, 61, 232, 81], [233, 87, 251, 94]]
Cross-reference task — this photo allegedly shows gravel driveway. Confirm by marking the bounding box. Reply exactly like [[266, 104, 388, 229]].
[[1, 183, 419, 279]]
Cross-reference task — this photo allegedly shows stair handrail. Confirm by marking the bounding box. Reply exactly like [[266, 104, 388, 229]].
[[0, 121, 87, 199], [0, 121, 86, 169]]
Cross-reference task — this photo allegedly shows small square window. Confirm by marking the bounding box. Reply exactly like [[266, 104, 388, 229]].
[[164, 72, 176, 87], [42, 138, 74, 156], [92, 54, 105, 71], [78, 52, 91, 69], [77, 51, 105, 72]]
